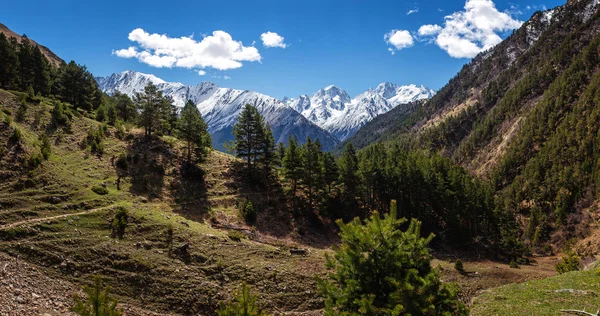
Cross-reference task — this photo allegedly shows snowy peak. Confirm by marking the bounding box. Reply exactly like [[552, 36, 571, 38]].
[[290, 83, 435, 141], [96, 71, 339, 151]]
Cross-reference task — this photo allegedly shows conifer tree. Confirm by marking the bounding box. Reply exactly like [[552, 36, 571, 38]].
[[113, 92, 136, 122], [301, 137, 324, 209], [72, 275, 122, 316], [177, 100, 211, 164], [233, 104, 264, 169], [338, 143, 360, 210], [322, 152, 339, 193], [283, 136, 303, 195], [260, 124, 276, 174], [318, 200, 467, 315], [217, 282, 268, 316], [276, 142, 285, 168], [134, 82, 165, 138], [58, 61, 97, 110], [31, 45, 50, 96], [0, 33, 19, 90], [17, 35, 34, 91]]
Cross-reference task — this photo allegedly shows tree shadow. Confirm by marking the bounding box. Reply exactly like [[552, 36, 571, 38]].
[[122, 135, 169, 200], [169, 163, 210, 222], [229, 161, 339, 249]]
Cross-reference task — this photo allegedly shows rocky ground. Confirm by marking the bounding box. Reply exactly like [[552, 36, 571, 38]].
[[0, 252, 172, 315]]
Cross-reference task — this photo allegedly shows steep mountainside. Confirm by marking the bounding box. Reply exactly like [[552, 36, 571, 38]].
[[348, 0, 600, 248], [97, 71, 340, 151], [285, 83, 434, 140], [0, 23, 64, 67]]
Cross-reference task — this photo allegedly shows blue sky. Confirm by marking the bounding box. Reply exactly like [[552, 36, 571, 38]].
[[1, 0, 562, 99]]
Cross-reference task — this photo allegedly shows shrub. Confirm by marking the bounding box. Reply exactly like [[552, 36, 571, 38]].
[[317, 200, 467, 315], [111, 207, 128, 239], [27, 152, 43, 169], [454, 259, 465, 275], [9, 127, 23, 144], [509, 261, 520, 269], [115, 154, 128, 170], [228, 230, 245, 242], [72, 275, 122, 316], [39, 134, 51, 160], [217, 282, 268, 316], [91, 184, 109, 195], [115, 120, 125, 140], [16, 100, 27, 122], [86, 126, 105, 155], [239, 200, 257, 224], [556, 252, 581, 274], [96, 104, 107, 122], [51, 100, 71, 127], [1, 111, 12, 125]]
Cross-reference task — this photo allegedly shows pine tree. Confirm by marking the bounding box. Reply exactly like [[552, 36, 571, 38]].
[[58, 61, 97, 110], [134, 82, 165, 138], [177, 100, 211, 164], [283, 136, 303, 195], [338, 143, 360, 211], [217, 282, 268, 316], [113, 92, 136, 122], [0, 33, 19, 90], [301, 137, 324, 210], [17, 35, 34, 91], [31, 45, 50, 96], [72, 275, 122, 316], [276, 142, 285, 168], [322, 152, 339, 193], [318, 201, 467, 315], [260, 124, 276, 174], [233, 104, 265, 169]]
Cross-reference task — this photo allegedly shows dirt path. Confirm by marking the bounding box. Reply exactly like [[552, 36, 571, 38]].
[[0, 205, 116, 230]]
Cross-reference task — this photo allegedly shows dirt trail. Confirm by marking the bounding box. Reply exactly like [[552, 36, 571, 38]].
[[0, 205, 116, 230]]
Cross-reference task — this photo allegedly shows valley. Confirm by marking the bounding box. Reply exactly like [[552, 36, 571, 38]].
[[2, 0, 600, 315]]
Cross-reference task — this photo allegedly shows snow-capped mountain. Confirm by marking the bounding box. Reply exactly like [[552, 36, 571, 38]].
[[96, 71, 340, 151], [285, 83, 435, 141]]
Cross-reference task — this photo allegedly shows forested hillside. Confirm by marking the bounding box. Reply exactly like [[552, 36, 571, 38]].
[[345, 0, 600, 254]]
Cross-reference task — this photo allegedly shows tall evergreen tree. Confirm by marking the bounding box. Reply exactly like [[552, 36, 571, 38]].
[[17, 35, 34, 91], [339, 143, 360, 214], [177, 100, 211, 164], [58, 61, 97, 110], [31, 45, 50, 96], [134, 82, 165, 138], [322, 152, 339, 194], [0, 33, 19, 90], [113, 92, 136, 122], [233, 104, 265, 169], [301, 137, 324, 210], [283, 136, 303, 195], [260, 124, 276, 174], [276, 142, 285, 168]]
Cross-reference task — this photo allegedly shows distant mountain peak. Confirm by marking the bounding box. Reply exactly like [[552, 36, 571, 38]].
[[96, 70, 339, 151]]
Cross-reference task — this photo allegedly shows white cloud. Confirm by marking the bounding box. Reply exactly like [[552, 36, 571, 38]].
[[223, 76, 231, 80], [197, 70, 206, 76], [260, 31, 287, 48], [113, 28, 261, 70], [419, 0, 522, 58], [418, 24, 443, 36], [407, 9, 419, 15], [384, 29, 414, 54]]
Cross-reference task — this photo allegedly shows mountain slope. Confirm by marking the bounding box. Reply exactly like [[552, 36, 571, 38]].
[[348, 0, 600, 249], [0, 23, 64, 67], [96, 71, 340, 151], [286, 83, 434, 140]]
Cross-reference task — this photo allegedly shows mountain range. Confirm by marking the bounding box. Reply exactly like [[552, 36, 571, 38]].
[[96, 71, 434, 150]]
